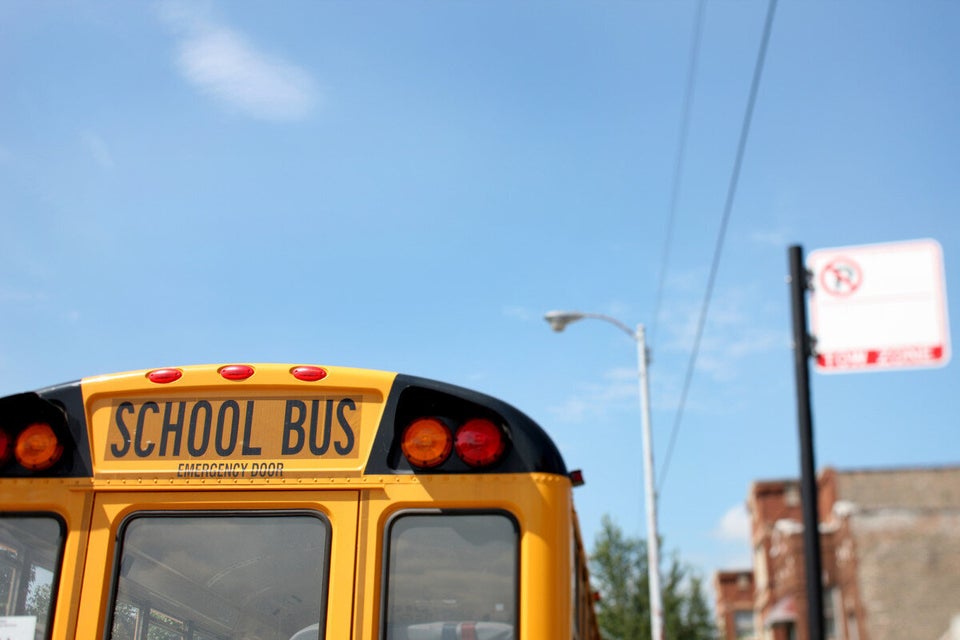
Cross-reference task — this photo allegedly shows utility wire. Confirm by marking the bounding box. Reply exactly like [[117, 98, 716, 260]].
[[649, 0, 707, 349], [657, 0, 779, 496]]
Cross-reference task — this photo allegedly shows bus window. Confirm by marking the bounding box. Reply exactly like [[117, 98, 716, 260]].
[[108, 513, 329, 640], [383, 513, 517, 640], [0, 516, 63, 640]]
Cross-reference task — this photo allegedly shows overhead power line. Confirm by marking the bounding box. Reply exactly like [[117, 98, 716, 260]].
[[650, 0, 707, 349], [657, 0, 779, 496]]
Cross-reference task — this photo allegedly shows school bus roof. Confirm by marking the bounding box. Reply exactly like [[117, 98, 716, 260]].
[[1, 364, 568, 483]]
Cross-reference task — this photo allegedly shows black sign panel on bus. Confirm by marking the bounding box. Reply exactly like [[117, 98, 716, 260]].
[[106, 397, 360, 461]]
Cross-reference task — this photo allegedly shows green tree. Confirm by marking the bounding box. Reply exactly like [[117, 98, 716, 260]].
[[590, 515, 717, 640]]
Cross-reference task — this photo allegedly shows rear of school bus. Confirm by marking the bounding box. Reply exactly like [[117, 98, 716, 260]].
[[0, 364, 580, 640]]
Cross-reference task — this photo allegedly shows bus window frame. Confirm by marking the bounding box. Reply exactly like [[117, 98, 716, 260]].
[[0, 511, 66, 640], [104, 509, 332, 640], [379, 508, 521, 640]]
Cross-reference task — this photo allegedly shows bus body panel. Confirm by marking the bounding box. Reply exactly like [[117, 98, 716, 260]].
[[75, 490, 360, 639], [353, 473, 574, 639], [80, 365, 396, 483], [0, 363, 600, 640], [0, 480, 93, 639]]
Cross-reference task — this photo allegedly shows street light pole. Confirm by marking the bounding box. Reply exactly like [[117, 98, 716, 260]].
[[635, 323, 664, 640], [544, 311, 665, 640]]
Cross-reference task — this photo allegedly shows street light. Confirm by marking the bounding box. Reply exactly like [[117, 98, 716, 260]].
[[544, 310, 665, 640]]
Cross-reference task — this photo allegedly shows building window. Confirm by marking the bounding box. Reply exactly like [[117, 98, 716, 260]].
[[824, 587, 837, 640], [734, 610, 755, 639], [784, 485, 800, 507], [846, 613, 859, 640]]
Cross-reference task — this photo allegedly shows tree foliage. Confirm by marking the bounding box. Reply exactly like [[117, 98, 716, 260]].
[[590, 515, 717, 640]]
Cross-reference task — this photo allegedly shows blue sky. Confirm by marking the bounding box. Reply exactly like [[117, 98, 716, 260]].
[[3, 0, 958, 583]]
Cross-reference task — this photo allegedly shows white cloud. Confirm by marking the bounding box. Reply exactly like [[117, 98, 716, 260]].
[[713, 504, 754, 569], [726, 329, 789, 358], [80, 131, 115, 170], [502, 306, 535, 322], [0, 287, 48, 304], [654, 285, 788, 385], [750, 228, 793, 247], [158, 1, 318, 121], [548, 396, 593, 423], [714, 503, 751, 544], [547, 366, 638, 423]]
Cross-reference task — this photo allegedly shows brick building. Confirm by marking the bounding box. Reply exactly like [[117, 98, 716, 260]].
[[715, 466, 960, 640], [715, 570, 756, 639]]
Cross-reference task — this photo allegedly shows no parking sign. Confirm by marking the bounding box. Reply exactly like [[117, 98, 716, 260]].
[[807, 239, 951, 373]]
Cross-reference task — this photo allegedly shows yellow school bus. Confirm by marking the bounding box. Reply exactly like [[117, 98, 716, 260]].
[[0, 364, 601, 640]]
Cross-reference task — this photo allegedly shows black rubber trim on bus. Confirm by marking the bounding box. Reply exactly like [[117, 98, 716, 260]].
[[364, 374, 568, 476], [0, 381, 93, 478], [39, 380, 94, 477]]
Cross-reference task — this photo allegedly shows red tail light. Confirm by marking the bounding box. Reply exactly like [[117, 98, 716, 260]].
[[455, 419, 506, 467], [0, 428, 11, 466]]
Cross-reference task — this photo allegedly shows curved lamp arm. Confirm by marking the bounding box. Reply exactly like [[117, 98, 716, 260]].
[[544, 310, 637, 341]]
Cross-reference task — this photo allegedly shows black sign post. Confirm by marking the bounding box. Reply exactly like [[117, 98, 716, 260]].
[[788, 245, 825, 640]]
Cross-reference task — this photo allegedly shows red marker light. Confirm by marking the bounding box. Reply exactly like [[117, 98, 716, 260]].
[[219, 364, 255, 381], [291, 366, 328, 382], [455, 419, 506, 467], [570, 469, 585, 487], [147, 368, 183, 384]]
